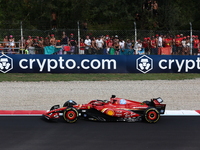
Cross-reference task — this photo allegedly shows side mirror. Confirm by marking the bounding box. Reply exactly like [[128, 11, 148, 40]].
[[50, 105, 60, 111], [111, 95, 116, 98]]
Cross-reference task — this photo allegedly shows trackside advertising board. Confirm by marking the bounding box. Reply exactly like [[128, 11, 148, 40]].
[[1, 54, 200, 73]]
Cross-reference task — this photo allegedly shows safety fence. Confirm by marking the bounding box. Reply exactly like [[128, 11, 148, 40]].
[[1, 29, 200, 42]]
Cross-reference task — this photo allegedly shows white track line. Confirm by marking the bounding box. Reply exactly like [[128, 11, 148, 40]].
[[0, 110, 199, 117], [161, 110, 200, 116]]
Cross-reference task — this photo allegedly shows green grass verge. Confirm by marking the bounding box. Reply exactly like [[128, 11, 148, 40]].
[[0, 73, 200, 82]]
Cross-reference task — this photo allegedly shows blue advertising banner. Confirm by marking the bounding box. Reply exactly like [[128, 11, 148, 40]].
[[0, 54, 200, 73]]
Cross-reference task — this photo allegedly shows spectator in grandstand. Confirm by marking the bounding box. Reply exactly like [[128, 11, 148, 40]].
[[143, 0, 152, 12], [147, 37, 151, 54], [181, 36, 187, 55], [56, 40, 61, 46], [164, 35, 171, 48], [119, 38, 125, 52], [33, 38, 40, 54], [131, 39, 135, 50], [62, 32, 68, 46], [151, 36, 157, 55], [26, 36, 35, 54], [3, 35, 9, 53], [26, 36, 33, 53], [186, 35, 191, 55], [143, 38, 148, 54], [38, 37, 44, 54], [172, 36, 177, 55], [170, 35, 173, 41], [135, 13, 141, 22], [153, 1, 158, 17], [158, 34, 163, 47], [84, 35, 91, 55], [79, 38, 85, 55], [107, 39, 113, 54], [105, 37, 109, 54], [110, 36, 114, 41], [44, 37, 50, 47], [102, 36, 107, 55], [51, 11, 57, 30], [91, 37, 97, 55], [68, 33, 77, 55], [114, 35, 119, 43], [62, 31, 69, 54], [9, 35, 15, 54], [96, 36, 104, 54], [180, 34, 184, 41], [36, 36, 39, 42], [193, 35, 199, 55], [126, 39, 132, 54], [50, 34, 56, 46], [165, 35, 172, 54], [24, 45, 29, 54], [176, 35, 182, 55], [113, 38, 120, 55], [155, 34, 159, 52], [55, 40, 62, 55], [192, 35, 195, 51], [179, 34, 184, 55], [106, 35, 110, 40], [162, 35, 166, 47]]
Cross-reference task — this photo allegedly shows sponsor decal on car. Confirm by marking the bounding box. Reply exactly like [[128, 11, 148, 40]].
[[107, 110, 114, 116], [120, 99, 126, 104]]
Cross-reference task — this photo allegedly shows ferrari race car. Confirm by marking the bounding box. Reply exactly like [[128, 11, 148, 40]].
[[43, 95, 166, 123]]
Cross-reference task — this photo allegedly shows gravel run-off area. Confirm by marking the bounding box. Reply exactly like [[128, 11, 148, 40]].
[[0, 80, 200, 110]]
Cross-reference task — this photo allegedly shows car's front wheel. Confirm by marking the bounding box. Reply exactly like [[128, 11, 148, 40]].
[[144, 107, 160, 123], [63, 107, 79, 123]]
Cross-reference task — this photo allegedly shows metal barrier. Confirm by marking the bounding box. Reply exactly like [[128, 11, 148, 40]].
[[0, 41, 20, 54], [1, 29, 200, 42]]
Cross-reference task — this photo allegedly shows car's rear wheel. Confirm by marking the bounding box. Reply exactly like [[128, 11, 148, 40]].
[[63, 107, 79, 123], [144, 107, 160, 123]]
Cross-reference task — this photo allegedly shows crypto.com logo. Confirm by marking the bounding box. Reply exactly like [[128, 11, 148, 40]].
[[136, 55, 153, 74], [0, 54, 13, 73]]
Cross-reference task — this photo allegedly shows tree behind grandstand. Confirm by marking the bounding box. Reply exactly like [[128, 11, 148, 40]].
[[0, 0, 199, 30]]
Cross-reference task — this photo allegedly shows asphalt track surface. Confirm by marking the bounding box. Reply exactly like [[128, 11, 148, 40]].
[[0, 116, 200, 150]]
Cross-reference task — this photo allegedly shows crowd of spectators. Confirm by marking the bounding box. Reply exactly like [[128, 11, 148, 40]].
[[83, 34, 200, 55], [80, 33, 199, 55], [0, 32, 199, 55]]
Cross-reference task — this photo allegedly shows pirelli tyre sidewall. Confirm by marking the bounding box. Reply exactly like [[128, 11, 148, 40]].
[[63, 107, 79, 123], [144, 107, 160, 123]]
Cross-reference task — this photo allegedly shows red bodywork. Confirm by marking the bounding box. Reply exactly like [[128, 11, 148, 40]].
[[43, 96, 166, 121]]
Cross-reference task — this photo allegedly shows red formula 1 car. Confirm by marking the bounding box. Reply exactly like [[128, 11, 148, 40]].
[[43, 95, 166, 123]]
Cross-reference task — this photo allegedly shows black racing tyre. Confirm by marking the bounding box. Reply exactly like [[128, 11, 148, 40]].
[[63, 107, 79, 123], [144, 107, 160, 123]]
